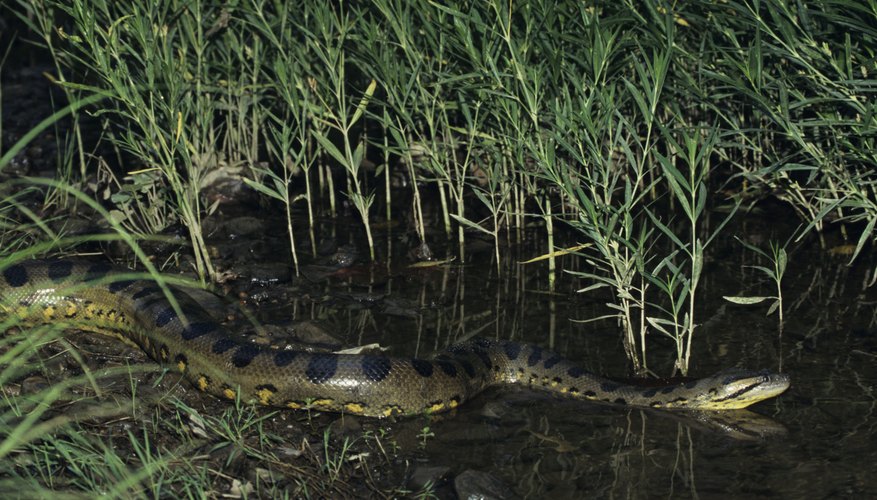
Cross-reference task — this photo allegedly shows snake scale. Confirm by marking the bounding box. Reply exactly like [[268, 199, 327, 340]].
[[0, 260, 790, 417]]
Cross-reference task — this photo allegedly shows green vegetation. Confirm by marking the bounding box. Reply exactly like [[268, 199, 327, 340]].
[[724, 237, 790, 332], [1, 0, 875, 495], [10, 0, 873, 374]]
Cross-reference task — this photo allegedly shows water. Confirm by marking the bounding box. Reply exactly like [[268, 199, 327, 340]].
[[238, 208, 875, 498]]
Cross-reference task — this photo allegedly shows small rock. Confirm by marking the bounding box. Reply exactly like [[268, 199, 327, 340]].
[[454, 470, 519, 500], [222, 216, 265, 239], [240, 262, 293, 285], [20, 375, 50, 394], [290, 321, 344, 347], [408, 465, 451, 490]]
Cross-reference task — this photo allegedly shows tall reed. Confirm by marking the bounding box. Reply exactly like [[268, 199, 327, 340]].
[[13, 0, 877, 373]]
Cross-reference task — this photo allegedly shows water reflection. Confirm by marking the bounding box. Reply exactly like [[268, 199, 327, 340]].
[[227, 212, 875, 498]]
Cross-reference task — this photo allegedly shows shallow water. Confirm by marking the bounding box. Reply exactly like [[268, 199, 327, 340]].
[[228, 208, 875, 498]]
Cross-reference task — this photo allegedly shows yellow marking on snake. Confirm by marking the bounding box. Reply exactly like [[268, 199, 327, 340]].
[[0, 260, 792, 417], [344, 402, 365, 414], [382, 406, 402, 417], [256, 388, 274, 405]]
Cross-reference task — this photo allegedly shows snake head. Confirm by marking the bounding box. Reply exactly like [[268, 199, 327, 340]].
[[695, 369, 791, 410]]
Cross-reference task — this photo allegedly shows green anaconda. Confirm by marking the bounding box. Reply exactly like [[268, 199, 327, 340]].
[[0, 260, 791, 417]]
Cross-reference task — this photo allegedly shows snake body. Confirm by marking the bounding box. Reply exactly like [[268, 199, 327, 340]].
[[0, 260, 790, 417]]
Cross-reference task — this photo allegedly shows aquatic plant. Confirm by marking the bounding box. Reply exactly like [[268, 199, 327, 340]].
[[10, 0, 876, 373]]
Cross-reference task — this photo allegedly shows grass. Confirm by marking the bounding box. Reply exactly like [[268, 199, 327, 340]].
[[0, 255, 405, 498], [724, 236, 791, 356], [1, 0, 875, 494], [10, 0, 876, 369], [1, 357, 396, 498]]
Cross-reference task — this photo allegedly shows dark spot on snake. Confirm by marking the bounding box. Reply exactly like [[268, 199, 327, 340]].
[[543, 354, 563, 369], [583, 390, 596, 397], [661, 386, 676, 394], [257, 384, 277, 393], [472, 348, 492, 370], [155, 307, 178, 327], [47, 260, 73, 282], [552, 376, 562, 385], [211, 337, 237, 354], [3, 264, 27, 288], [411, 359, 433, 377], [684, 380, 699, 389], [182, 322, 216, 340], [362, 356, 392, 382], [473, 338, 492, 348], [436, 360, 457, 377], [232, 344, 260, 368], [306, 354, 338, 384], [109, 279, 137, 293], [600, 382, 620, 392], [274, 350, 299, 367], [132, 286, 161, 301], [459, 359, 476, 378], [567, 366, 586, 378], [614, 398, 627, 405], [159, 344, 169, 359], [137, 295, 168, 313], [503, 342, 522, 360], [174, 353, 187, 368], [447, 349, 471, 363], [85, 262, 112, 282], [642, 387, 659, 398], [527, 346, 543, 367]]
